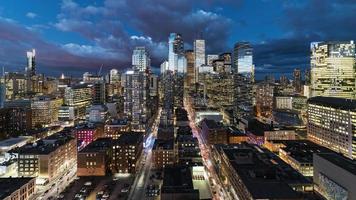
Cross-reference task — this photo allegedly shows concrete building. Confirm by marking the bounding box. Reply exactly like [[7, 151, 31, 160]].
[[31, 96, 62, 128], [307, 96, 356, 160], [111, 132, 143, 174], [77, 138, 112, 176], [200, 119, 228, 146], [313, 153, 356, 200], [64, 84, 92, 119], [152, 139, 176, 169], [194, 39, 205, 82], [104, 119, 130, 139], [16, 132, 77, 182], [310, 41, 356, 98], [212, 143, 312, 200], [132, 46, 150, 72], [0, 177, 36, 200]]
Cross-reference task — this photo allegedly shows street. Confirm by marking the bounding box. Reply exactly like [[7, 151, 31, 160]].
[[184, 100, 232, 200], [127, 107, 161, 200]]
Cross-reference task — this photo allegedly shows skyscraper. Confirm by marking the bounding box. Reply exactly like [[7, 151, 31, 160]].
[[293, 68, 302, 93], [160, 61, 169, 74], [168, 33, 184, 72], [310, 41, 356, 98], [185, 50, 195, 88], [233, 42, 254, 120], [123, 70, 149, 132], [194, 39, 205, 82], [132, 47, 150, 72], [233, 42, 253, 74], [26, 49, 36, 77]]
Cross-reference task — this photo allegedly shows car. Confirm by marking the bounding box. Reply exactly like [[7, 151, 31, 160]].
[[102, 193, 110, 198], [84, 181, 92, 186], [113, 177, 119, 181], [97, 190, 104, 195], [121, 188, 129, 193]]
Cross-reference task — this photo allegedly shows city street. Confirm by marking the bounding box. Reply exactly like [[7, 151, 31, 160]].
[[184, 100, 232, 200], [128, 107, 161, 200]]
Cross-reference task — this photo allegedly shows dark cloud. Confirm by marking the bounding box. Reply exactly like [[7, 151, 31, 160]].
[[253, 0, 356, 79]]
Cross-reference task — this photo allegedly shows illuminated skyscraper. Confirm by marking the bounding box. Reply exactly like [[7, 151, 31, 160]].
[[123, 70, 149, 132], [233, 42, 254, 119], [185, 50, 195, 88], [160, 61, 169, 74], [310, 41, 356, 98], [168, 33, 184, 72], [233, 42, 253, 74], [194, 39, 205, 82], [132, 47, 150, 72], [26, 49, 36, 77]]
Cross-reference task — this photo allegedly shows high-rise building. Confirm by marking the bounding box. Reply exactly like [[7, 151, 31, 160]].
[[123, 70, 149, 132], [194, 39, 205, 82], [185, 50, 195, 88], [132, 47, 151, 72], [233, 42, 253, 74], [0, 82, 5, 108], [26, 49, 36, 77], [255, 83, 274, 119], [207, 54, 219, 66], [64, 84, 92, 119], [307, 96, 356, 160], [168, 33, 184, 72], [310, 41, 356, 98], [109, 69, 120, 84], [160, 61, 169, 74], [233, 42, 254, 120], [293, 68, 302, 93]]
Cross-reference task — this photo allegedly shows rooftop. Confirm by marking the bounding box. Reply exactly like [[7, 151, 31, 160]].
[[153, 139, 174, 150], [0, 177, 35, 199], [113, 132, 143, 145], [308, 96, 356, 110], [201, 119, 224, 129], [278, 140, 333, 164], [317, 153, 356, 176], [16, 132, 74, 155], [219, 143, 309, 199], [161, 165, 199, 195], [80, 138, 112, 153]]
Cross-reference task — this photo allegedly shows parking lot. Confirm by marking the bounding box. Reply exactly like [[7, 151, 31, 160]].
[[55, 175, 134, 200]]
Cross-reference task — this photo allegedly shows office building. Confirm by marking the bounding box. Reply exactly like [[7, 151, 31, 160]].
[[168, 33, 184, 72], [307, 96, 356, 160], [152, 139, 176, 169], [276, 140, 333, 176], [4, 72, 27, 100], [132, 46, 150, 72], [255, 83, 274, 119], [310, 41, 356, 98], [160, 60, 169, 74], [233, 42, 253, 74], [293, 68, 302, 93], [104, 119, 130, 139], [26, 49, 36, 77], [207, 54, 218, 66], [0, 107, 32, 139], [194, 39, 205, 82], [313, 153, 356, 200], [185, 50, 195, 88], [77, 138, 112, 176], [201, 119, 228, 146], [0, 177, 36, 200], [31, 96, 63, 128], [212, 143, 313, 200], [74, 123, 104, 148], [111, 132, 143, 174], [17, 132, 77, 181], [64, 84, 92, 119]]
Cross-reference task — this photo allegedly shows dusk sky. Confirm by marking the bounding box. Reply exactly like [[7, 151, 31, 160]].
[[0, 0, 355, 79]]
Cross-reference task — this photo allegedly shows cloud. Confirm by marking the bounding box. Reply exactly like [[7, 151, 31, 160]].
[[26, 12, 37, 19]]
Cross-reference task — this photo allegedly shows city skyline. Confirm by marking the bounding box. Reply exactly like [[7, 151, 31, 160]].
[[0, 0, 355, 79]]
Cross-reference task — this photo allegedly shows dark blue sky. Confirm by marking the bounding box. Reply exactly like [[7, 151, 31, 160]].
[[0, 0, 355, 79]]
